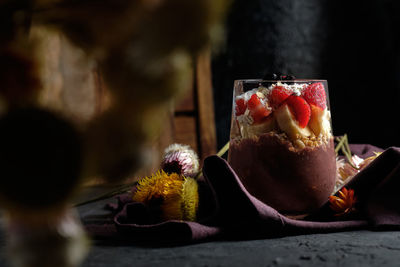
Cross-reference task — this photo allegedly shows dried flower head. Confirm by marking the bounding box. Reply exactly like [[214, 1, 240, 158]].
[[336, 160, 358, 186], [329, 187, 356, 217], [335, 152, 382, 192], [161, 144, 199, 177], [358, 152, 382, 169], [132, 170, 199, 222]]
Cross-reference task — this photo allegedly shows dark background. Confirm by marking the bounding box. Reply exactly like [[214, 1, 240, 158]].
[[212, 0, 400, 149]]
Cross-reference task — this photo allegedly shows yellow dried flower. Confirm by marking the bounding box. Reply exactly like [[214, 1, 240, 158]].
[[132, 170, 198, 222]]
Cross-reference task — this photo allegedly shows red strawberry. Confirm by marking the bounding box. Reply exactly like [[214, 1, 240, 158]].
[[235, 98, 246, 116], [286, 95, 311, 128], [248, 94, 271, 123], [247, 94, 261, 109], [251, 107, 271, 123], [302, 82, 326, 109], [269, 86, 293, 109]]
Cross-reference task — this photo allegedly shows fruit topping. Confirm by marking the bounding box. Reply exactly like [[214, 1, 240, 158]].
[[269, 85, 293, 109], [286, 95, 311, 128], [248, 94, 271, 123], [309, 104, 331, 136], [251, 107, 271, 123], [247, 93, 261, 109], [275, 103, 312, 140], [302, 82, 326, 109], [235, 98, 246, 116], [240, 116, 276, 138]]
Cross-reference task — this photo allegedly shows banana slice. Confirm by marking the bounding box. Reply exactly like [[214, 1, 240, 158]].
[[309, 105, 331, 136], [275, 104, 311, 140], [240, 117, 276, 138]]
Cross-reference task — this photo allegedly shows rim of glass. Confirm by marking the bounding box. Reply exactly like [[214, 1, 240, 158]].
[[234, 79, 327, 83]]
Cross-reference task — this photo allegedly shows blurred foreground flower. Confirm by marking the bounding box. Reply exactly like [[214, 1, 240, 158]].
[[329, 187, 356, 217], [161, 144, 199, 177], [5, 209, 89, 267], [132, 170, 199, 222]]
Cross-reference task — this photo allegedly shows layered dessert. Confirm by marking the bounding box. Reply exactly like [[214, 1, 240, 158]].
[[228, 80, 336, 214]]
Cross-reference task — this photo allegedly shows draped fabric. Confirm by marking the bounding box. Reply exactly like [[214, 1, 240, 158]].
[[85, 144, 400, 244]]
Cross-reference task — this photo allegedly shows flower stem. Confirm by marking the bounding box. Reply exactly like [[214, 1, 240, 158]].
[[335, 134, 359, 170], [335, 135, 346, 154], [195, 141, 230, 180], [74, 181, 137, 207], [217, 141, 230, 157]]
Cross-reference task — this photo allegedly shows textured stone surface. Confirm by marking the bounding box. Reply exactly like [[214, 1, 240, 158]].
[[79, 231, 400, 267], [0, 196, 399, 267]]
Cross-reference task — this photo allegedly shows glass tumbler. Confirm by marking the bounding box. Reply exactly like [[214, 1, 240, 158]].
[[228, 79, 336, 214]]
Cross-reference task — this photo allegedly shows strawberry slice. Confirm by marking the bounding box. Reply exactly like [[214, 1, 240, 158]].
[[286, 95, 311, 128], [251, 107, 271, 123], [248, 94, 271, 123], [302, 82, 326, 109], [269, 85, 293, 109], [247, 94, 261, 109], [235, 98, 246, 116]]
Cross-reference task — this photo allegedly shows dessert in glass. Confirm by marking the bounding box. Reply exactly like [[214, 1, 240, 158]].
[[228, 79, 336, 214]]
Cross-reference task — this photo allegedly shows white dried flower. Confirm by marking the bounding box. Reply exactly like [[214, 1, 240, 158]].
[[350, 155, 363, 168], [161, 144, 199, 177]]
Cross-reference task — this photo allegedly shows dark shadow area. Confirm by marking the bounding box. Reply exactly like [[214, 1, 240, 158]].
[[212, 0, 400, 149]]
